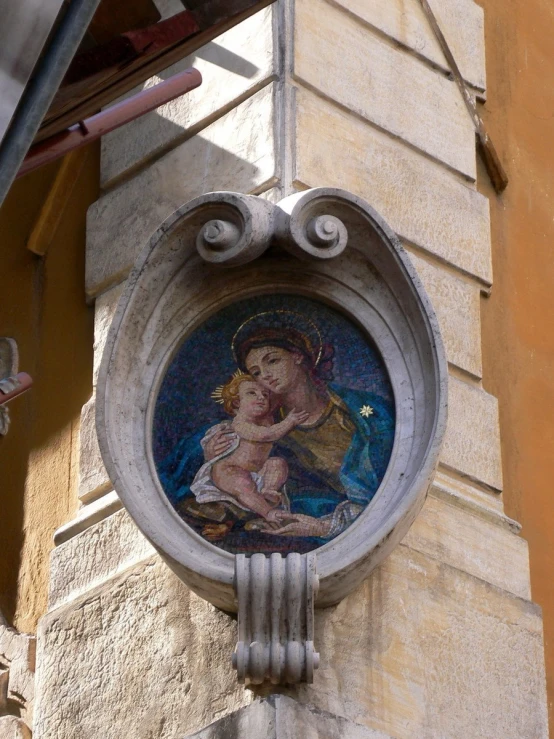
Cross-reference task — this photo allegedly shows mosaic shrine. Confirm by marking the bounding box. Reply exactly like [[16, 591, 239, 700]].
[[153, 294, 395, 554]]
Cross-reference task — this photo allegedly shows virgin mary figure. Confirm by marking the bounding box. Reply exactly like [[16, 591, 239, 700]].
[[156, 311, 395, 552]]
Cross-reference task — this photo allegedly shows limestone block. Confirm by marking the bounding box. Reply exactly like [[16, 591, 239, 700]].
[[35, 558, 251, 739], [186, 699, 276, 739], [101, 7, 276, 187], [49, 508, 154, 610], [78, 393, 110, 502], [406, 490, 530, 599], [93, 283, 124, 386], [87, 84, 277, 297], [187, 695, 393, 738], [0, 716, 31, 739], [442, 376, 503, 491], [333, 0, 485, 92], [297, 546, 548, 739], [34, 548, 547, 739], [0, 622, 35, 725], [295, 89, 492, 284], [294, 0, 476, 179], [407, 251, 482, 377]]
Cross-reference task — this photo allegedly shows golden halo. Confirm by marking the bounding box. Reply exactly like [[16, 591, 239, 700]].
[[210, 369, 247, 404], [231, 310, 323, 367]]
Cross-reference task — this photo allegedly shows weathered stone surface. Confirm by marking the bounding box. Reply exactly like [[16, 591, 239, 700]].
[[0, 716, 31, 739], [408, 250, 482, 377], [294, 0, 476, 179], [333, 0, 485, 92], [93, 283, 124, 386], [0, 619, 35, 727], [295, 546, 547, 739], [34, 548, 547, 739], [35, 558, 251, 739], [407, 489, 530, 599], [101, 8, 275, 187], [51, 478, 527, 615], [295, 89, 492, 283], [432, 467, 507, 522], [78, 394, 110, 502], [87, 84, 277, 297], [187, 695, 392, 738], [442, 375, 503, 491], [49, 508, 154, 610], [186, 699, 276, 739]]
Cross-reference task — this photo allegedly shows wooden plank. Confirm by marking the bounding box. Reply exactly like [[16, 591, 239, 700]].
[[26, 147, 90, 256], [35, 0, 274, 143], [88, 0, 161, 45], [417, 0, 508, 193]]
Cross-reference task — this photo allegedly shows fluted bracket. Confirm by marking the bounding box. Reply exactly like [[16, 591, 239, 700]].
[[232, 553, 319, 685]]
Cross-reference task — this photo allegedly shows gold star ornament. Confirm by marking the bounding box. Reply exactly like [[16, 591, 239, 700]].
[[360, 405, 374, 418]]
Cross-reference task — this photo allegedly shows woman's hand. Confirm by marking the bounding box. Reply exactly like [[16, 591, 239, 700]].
[[271, 513, 332, 538], [203, 428, 235, 461]]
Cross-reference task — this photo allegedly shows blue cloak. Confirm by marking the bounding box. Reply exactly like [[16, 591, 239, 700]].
[[156, 384, 395, 544]]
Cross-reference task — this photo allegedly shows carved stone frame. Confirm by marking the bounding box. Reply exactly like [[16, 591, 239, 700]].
[[96, 188, 448, 615]]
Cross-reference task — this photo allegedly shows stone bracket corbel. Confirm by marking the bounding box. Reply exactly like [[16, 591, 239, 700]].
[[232, 552, 320, 685]]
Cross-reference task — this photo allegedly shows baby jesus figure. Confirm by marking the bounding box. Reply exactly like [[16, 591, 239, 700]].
[[190, 373, 308, 523]]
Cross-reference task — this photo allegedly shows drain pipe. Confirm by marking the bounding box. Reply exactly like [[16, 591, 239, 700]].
[[0, 0, 103, 207]]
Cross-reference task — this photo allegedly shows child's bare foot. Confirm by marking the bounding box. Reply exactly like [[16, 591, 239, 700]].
[[264, 507, 286, 523], [262, 489, 283, 506]]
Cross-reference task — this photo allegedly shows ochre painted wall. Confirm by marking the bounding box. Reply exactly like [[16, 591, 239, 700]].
[[478, 0, 554, 730], [0, 146, 98, 633]]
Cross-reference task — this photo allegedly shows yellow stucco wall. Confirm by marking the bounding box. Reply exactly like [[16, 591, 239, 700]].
[[478, 0, 554, 731], [0, 145, 98, 632]]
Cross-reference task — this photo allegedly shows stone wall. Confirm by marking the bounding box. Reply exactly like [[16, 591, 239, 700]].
[[32, 1, 549, 737], [0, 613, 35, 739]]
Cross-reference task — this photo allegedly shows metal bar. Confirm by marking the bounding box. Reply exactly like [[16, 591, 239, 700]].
[[417, 0, 508, 193], [0, 373, 33, 406], [17, 67, 202, 178], [0, 0, 103, 208]]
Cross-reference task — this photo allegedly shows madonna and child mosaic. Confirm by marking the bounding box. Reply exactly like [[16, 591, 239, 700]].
[[153, 295, 395, 555]]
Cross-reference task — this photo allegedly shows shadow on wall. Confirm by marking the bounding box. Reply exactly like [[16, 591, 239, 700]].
[[1, 33, 268, 629], [0, 151, 98, 631], [193, 42, 259, 80], [100, 36, 264, 191]]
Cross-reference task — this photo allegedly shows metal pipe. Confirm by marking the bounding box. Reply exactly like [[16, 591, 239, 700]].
[[0, 0, 103, 207], [18, 67, 202, 177], [0, 373, 33, 406]]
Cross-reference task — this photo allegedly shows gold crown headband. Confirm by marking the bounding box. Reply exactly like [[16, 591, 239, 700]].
[[231, 310, 323, 367], [211, 369, 247, 405]]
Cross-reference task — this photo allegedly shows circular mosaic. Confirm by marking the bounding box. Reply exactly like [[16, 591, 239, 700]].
[[153, 294, 395, 554]]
